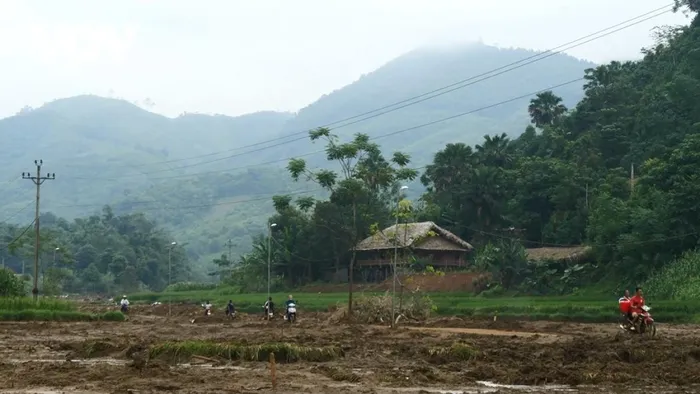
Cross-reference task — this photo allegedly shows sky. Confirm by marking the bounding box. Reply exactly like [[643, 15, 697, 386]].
[[0, 0, 691, 119]]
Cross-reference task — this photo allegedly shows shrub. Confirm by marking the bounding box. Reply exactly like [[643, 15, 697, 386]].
[[0, 268, 25, 297], [0, 297, 75, 311], [646, 250, 700, 300], [330, 290, 436, 324], [164, 282, 218, 292]]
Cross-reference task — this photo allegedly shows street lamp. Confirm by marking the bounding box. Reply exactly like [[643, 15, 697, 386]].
[[53, 247, 60, 271], [168, 241, 177, 317], [391, 185, 408, 328]]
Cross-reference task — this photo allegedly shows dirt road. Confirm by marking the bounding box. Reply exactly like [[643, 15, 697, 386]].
[[0, 304, 698, 393]]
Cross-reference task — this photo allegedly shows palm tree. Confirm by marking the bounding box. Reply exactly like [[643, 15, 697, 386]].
[[475, 133, 514, 168], [528, 91, 567, 128]]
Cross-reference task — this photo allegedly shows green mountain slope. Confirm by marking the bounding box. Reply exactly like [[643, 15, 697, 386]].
[[0, 43, 595, 271], [268, 44, 594, 166]]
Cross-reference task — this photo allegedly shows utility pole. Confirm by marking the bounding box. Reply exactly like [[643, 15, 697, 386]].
[[168, 241, 177, 317], [22, 160, 55, 301], [223, 239, 234, 282], [224, 239, 234, 262], [630, 163, 635, 195], [391, 186, 408, 329]]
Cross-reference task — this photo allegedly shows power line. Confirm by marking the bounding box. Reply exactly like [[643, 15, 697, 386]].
[[66, 77, 583, 183], [323, 8, 672, 132], [54, 188, 324, 211], [0, 176, 19, 189], [445, 220, 699, 249], [0, 219, 36, 252], [50, 164, 429, 212], [61, 4, 672, 174], [0, 201, 34, 224]]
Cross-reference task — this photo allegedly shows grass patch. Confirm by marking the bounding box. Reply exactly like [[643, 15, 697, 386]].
[[149, 341, 343, 363], [0, 309, 125, 322], [128, 290, 700, 323], [427, 342, 479, 363], [0, 297, 76, 311]]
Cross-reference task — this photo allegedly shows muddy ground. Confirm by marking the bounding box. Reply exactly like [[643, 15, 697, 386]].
[[1, 304, 699, 393]]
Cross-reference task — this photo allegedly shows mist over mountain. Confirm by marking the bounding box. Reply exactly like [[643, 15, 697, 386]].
[[0, 43, 595, 267]]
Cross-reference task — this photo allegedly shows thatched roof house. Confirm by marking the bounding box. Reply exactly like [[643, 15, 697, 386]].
[[353, 221, 473, 273], [525, 246, 592, 263], [355, 221, 474, 252]]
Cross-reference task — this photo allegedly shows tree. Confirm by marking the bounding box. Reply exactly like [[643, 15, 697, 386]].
[[674, 0, 700, 13], [81, 263, 105, 293], [0, 268, 25, 297], [527, 91, 567, 128], [287, 128, 417, 315]]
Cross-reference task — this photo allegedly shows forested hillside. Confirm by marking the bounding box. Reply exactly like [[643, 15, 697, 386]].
[[0, 43, 592, 270], [227, 4, 700, 298], [0, 208, 190, 295]]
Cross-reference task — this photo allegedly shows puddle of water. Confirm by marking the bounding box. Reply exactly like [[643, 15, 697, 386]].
[[6, 358, 254, 371], [477, 381, 575, 392], [176, 363, 250, 371]]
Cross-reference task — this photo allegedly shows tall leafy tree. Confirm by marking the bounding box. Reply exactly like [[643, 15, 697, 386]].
[[287, 128, 417, 315], [527, 91, 567, 128]]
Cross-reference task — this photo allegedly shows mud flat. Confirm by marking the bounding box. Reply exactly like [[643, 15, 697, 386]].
[[0, 305, 699, 393]]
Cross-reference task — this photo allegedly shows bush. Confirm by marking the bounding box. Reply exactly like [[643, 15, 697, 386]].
[[330, 290, 436, 324], [646, 250, 700, 300], [164, 282, 218, 292], [0, 297, 75, 311], [0, 268, 25, 297]]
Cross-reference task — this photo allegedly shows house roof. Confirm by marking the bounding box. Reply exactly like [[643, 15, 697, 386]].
[[525, 246, 592, 261], [354, 221, 474, 252]]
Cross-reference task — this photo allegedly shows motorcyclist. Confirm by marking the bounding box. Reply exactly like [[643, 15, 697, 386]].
[[120, 295, 129, 313], [629, 287, 646, 324], [226, 300, 236, 317], [618, 289, 631, 327], [203, 300, 212, 316], [285, 294, 296, 319], [263, 297, 274, 317]]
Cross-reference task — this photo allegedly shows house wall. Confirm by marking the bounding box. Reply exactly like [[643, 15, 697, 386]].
[[355, 249, 468, 269], [413, 250, 467, 267]]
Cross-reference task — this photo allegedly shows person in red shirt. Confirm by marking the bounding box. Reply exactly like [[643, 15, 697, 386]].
[[629, 287, 645, 323], [618, 289, 632, 327]]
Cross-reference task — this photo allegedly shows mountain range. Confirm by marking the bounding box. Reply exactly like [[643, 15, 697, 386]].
[[0, 43, 596, 272]]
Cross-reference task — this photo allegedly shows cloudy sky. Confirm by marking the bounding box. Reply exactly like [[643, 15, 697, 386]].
[[0, 0, 690, 118]]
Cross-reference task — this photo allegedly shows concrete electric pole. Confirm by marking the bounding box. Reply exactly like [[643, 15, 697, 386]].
[[22, 160, 55, 301]]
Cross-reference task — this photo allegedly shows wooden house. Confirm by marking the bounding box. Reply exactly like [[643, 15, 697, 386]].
[[354, 221, 474, 282]]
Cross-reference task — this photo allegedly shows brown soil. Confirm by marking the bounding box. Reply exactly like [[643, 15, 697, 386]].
[[0, 304, 698, 393]]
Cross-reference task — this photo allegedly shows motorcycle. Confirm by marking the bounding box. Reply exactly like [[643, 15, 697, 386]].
[[202, 303, 212, 316], [263, 304, 274, 320], [620, 305, 656, 337], [285, 303, 297, 323]]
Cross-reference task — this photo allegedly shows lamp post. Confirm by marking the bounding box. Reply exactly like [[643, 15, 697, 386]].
[[168, 241, 177, 316], [267, 223, 277, 308], [391, 185, 408, 328]]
